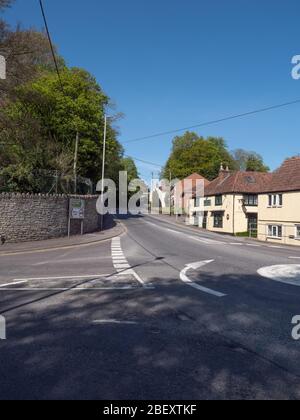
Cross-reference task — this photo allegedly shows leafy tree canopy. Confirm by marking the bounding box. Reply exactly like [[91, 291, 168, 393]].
[[121, 157, 139, 183], [232, 149, 269, 173], [163, 132, 236, 180], [0, 67, 123, 192]]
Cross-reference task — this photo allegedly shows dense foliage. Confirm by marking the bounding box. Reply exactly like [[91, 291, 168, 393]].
[[163, 132, 236, 180], [0, 1, 138, 193], [163, 132, 269, 181]]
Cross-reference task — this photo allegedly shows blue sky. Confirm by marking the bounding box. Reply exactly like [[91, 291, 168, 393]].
[[4, 0, 300, 181]]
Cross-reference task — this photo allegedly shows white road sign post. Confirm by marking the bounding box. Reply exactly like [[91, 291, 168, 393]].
[[68, 198, 85, 238]]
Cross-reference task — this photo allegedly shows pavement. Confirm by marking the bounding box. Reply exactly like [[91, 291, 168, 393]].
[[0, 217, 125, 255], [1, 213, 300, 400]]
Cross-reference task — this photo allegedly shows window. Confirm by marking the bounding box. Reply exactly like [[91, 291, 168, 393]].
[[268, 194, 283, 207], [296, 225, 300, 239], [213, 212, 223, 228], [244, 194, 258, 206], [268, 225, 283, 238], [204, 199, 212, 207], [215, 195, 223, 206], [195, 197, 201, 207]]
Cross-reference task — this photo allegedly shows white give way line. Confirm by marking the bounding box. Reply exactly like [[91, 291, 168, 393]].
[[180, 260, 226, 298], [111, 237, 146, 287]]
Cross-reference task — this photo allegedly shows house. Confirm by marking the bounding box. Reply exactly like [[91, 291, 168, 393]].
[[173, 173, 210, 215], [188, 157, 300, 246], [257, 157, 300, 246], [150, 181, 169, 214], [194, 166, 272, 235]]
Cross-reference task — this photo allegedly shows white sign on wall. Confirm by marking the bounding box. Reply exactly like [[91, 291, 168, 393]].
[[0, 55, 6, 80], [69, 198, 85, 220]]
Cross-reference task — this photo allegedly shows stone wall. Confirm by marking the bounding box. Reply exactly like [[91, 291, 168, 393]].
[[0, 193, 100, 243]]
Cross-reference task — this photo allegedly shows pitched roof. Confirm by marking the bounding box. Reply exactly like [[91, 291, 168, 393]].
[[204, 171, 272, 196], [265, 157, 300, 193], [176, 173, 210, 189]]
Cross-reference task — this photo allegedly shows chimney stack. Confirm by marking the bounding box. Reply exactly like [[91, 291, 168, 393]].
[[219, 163, 230, 176]]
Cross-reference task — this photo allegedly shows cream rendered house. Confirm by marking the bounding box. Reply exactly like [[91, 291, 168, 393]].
[[257, 157, 300, 246], [189, 167, 271, 235]]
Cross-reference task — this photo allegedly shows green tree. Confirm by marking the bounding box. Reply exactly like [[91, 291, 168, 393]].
[[232, 149, 269, 172], [246, 154, 270, 172], [0, 67, 123, 192], [121, 157, 139, 182], [163, 132, 236, 180]]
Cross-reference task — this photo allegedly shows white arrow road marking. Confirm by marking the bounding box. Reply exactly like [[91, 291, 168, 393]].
[[179, 260, 226, 297], [258, 264, 300, 287]]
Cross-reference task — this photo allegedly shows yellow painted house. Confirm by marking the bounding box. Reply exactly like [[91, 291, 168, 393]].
[[195, 167, 271, 236], [189, 157, 300, 247], [257, 157, 300, 246]]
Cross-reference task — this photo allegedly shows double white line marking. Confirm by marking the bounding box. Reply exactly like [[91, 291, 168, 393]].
[[111, 237, 146, 287]]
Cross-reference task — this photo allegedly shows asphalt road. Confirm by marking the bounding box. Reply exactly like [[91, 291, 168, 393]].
[[1, 214, 300, 400]]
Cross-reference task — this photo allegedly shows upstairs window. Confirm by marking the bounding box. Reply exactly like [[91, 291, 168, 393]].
[[204, 199, 212, 207], [215, 195, 223, 206], [194, 197, 201, 207], [268, 194, 283, 207], [244, 195, 258, 206], [296, 225, 300, 239]]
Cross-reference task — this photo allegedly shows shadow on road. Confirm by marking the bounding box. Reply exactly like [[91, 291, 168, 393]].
[[0, 270, 300, 400]]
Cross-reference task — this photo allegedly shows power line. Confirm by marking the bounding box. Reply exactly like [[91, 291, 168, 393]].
[[124, 155, 163, 169], [38, 0, 64, 92], [123, 98, 300, 144]]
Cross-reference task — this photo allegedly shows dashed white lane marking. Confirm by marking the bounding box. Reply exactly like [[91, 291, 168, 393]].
[[289, 257, 300, 260], [0, 287, 137, 291], [12, 274, 112, 282], [0, 273, 139, 291], [145, 221, 225, 245], [93, 320, 139, 325], [111, 238, 146, 287], [189, 236, 226, 245], [269, 246, 285, 249], [114, 264, 131, 269], [145, 219, 300, 253], [0, 280, 28, 288]]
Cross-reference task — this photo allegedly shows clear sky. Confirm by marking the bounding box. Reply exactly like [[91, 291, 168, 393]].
[[4, 0, 300, 181]]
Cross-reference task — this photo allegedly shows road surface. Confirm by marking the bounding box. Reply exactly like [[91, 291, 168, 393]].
[[1, 214, 300, 400]]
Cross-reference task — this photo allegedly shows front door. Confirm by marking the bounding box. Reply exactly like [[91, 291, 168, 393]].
[[248, 214, 258, 237], [203, 212, 208, 229]]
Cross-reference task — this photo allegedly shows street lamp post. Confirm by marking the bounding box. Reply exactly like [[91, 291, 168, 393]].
[[100, 115, 107, 230], [73, 131, 79, 194]]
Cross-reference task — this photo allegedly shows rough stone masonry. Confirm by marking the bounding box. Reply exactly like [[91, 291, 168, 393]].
[[0, 193, 101, 243]]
